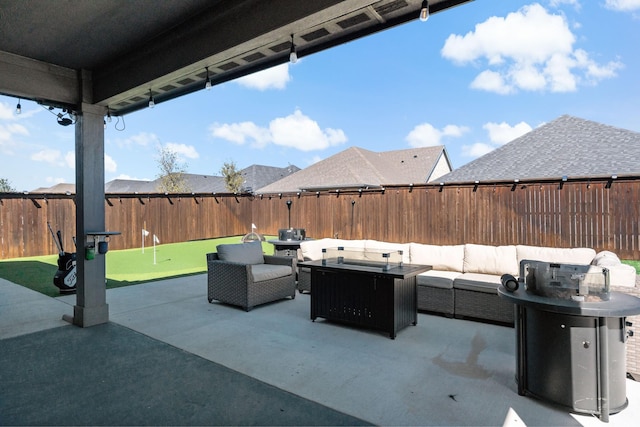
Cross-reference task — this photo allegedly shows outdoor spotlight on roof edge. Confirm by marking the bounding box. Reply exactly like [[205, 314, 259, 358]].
[[148, 89, 155, 108], [56, 110, 75, 126], [289, 34, 298, 63], [15, 99, 21, 115], [419, 1, 429, 22], [205, 67, 212, 90], [41, 103, 76, 126]]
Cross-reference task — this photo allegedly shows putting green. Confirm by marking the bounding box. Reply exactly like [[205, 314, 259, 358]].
[[0, 236, 275, 297]]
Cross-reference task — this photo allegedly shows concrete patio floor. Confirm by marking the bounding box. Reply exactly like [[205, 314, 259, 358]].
[[2, 275, 639, 426]]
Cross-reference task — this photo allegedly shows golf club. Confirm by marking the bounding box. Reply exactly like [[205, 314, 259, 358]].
[[47, 222, 62, 255], [57, 229, 65, 253]]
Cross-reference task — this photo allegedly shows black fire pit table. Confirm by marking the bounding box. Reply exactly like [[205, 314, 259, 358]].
[[300, 247, 431, 339], [498, 263, 640, 423]]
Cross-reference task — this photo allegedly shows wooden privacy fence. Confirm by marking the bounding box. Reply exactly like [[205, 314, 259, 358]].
[[1, 177, 639, 260], [0, 194, 252, 259]]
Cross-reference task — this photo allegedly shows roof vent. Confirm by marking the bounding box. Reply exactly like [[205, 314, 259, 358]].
[[375, 0, 409, 16], [337, 13, 370, 29]]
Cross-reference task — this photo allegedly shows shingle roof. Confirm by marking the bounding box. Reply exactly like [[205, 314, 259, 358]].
[[31, 183, 77, 194], [240, 165, 300, 193], [104, 179, 156, 193], [256, 146, 450, 193], [439, 115, 640, 183], [103, 175, 227, 193], [179, 174, 226, 193], [31, 165, 300, 194]]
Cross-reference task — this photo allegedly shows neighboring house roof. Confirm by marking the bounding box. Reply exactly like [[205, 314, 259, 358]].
[[256, 146, 451, 194], [240, 165, 300, 193], [439, 115, 640, 183], [104, 179, 156, 193], [101, 175, 227, 194], [170, 174, 227, 193], [30, 164, 300, 194], [31, 183, 76, 194]]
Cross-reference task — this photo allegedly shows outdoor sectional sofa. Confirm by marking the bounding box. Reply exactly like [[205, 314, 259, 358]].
[[298, 238, 637, 325]]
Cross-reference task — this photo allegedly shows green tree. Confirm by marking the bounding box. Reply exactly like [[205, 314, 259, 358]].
[[220, 161, 244, 193], [0, 178, 16, 192], [156, 147, 190, 193]]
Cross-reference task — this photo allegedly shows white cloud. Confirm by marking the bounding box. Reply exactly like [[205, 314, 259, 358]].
[[462, 143, 494, 158], [105, 154, 117, 173], [210, 122, 271, 147], [442, 124, 469, 137], [511, 62, 547, 91], [164, 142, 199, 159], [405, 123, 469, 148], [309, 155, 323, 165], [235, 64, 291, 90], [483, 121, 532, 145], [31, 149, 76, 170], [112, 132, 160, 148], [441, 3, 623, 94], [470, 70, 513, 94], [209, 109, 347, 152], [270, 110, 347, 151], [45, 176, 66, 185], [461, 120, 533, 160], [31, 149, 64, 166], [0, 102, 15, 120], [406, 124, 441, 147], [605, 0, 640, 11], [549, 0, 581, 10], [113, 174, 150, 181], [0, 123, 29, 154], [6, 123, 29, 136], [64, 151, 74, 169]]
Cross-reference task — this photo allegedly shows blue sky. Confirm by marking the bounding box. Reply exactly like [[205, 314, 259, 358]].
[[1, 0, 639, 192]]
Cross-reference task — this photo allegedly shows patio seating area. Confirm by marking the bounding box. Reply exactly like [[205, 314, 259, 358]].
[[2, 275, 639, 426]]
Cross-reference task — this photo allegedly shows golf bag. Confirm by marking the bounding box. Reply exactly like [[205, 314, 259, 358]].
[[48, 222, 77, 294], [54, 252, 77, 293]]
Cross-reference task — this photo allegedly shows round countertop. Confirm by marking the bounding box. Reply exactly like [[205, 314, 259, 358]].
[[498, 285, 640, 317], [267, 239, 313, 245]]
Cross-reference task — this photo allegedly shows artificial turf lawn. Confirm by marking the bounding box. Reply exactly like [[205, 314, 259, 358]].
[[0, 236, 275, 297], [2, 238, 637, 298]]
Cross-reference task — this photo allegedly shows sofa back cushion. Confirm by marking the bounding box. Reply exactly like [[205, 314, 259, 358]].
[[365, 240, 411, 264], [463, 244, 518, 276], [300, 238, 333, 261], [591, 250, 621, 267], [299, 238, 367, 261], [409, 243, 465, 272], [216, 241, 264, 264], [516, 245, 596, 266]]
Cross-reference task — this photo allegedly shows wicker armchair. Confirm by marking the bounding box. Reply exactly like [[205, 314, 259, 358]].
[[206, 244, 296, 311]]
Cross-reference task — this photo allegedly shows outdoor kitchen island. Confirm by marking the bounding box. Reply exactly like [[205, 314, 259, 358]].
[[300, 247, 431, 339]]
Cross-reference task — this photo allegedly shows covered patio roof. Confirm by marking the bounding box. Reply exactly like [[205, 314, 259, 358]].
[[0, 0, 471, 116]]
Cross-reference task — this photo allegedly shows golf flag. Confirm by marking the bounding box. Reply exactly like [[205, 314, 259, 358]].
[[153, 234, 159, 265], [252, 223, 257, 230], [142, 229, 150, 253]]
